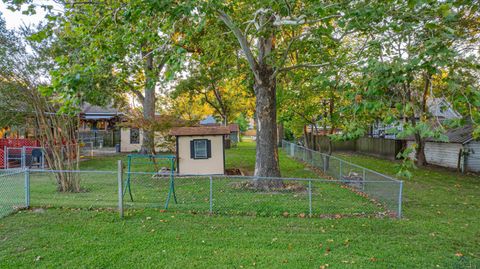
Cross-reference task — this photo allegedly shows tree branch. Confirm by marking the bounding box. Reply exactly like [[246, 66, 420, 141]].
[[273, 14, 341, 26], [278, 62, 331, 73], [217, 10, 260, 82], [123, 80, 144, 103]]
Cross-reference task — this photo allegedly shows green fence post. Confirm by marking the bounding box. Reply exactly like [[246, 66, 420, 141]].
[[398, 181, 403, 219], [209, 176, 213, 214], [117, 160, 124, 218]]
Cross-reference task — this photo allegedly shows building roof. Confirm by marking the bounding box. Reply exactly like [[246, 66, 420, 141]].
[[81, 103, 121, 115], [199, 115, 218, 125], [170, 126, 230, 136], [425, 98, 461, 119], [404, 125, 475, 144], [243, 129, 256, 136], [228, 124, 240, 132]]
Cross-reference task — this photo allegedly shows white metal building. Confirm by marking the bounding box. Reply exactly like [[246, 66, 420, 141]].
[[407, 125, 480, 173]]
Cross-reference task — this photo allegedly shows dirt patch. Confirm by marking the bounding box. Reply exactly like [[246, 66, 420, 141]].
[[230, 180, 307, 193], [225, 168, 244, 176]]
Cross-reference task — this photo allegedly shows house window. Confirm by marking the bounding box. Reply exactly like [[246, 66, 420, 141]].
[[130, 128, 140, 144], [190, 139, 211, 159]]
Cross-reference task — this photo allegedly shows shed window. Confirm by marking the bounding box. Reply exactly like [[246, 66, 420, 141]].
[[130, 128, 140, 144], [190, 139, 211, 159]]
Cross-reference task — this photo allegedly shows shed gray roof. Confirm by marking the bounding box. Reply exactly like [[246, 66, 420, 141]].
[[81, 103, 121, 115], [405, 125, 475, 144]]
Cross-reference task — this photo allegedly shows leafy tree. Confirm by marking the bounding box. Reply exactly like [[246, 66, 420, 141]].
[[358, 0, 479, 166], [0, 14, 31, 130], [210, 0, 367, 179], [6, 0, 195, 154], [173, 17, 254, 127], [234, 113, 249, 133]]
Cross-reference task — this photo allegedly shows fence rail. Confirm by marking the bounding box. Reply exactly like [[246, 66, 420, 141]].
[[282, 140, 403, 218]]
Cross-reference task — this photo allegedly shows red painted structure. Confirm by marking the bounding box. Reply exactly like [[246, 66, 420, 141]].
[[0, 139, 40, 168]]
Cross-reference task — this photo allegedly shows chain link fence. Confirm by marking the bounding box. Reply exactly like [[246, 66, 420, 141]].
[[282, 140, 403, 217], [1, 149, 402, 220], [0, 169, 27, 218], [124, 173, 398, 218]]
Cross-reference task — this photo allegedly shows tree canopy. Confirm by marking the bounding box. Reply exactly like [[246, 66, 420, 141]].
[[2, 0, 479, 176]]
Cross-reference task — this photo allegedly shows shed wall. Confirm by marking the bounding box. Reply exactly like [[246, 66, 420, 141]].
[[465, 141, 480, 172], [120, 128, 168, 152], [177, 135, 224, 175], [407, 141, 462, 169]]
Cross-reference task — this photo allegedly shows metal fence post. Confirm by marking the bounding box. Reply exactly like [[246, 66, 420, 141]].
[[362, 168, 366, 191], [323, 156, 327, 173], [2, 145, 6, 169], [24, 168, 30, 208], [209, 176, 213, 214], [21, 146, 26, 169], [339, 160, 343, 180], [41, 149, 45, 169], [117, 160, 124, 218], [308, 180, 312, 217], [398, 181, 403, 219]]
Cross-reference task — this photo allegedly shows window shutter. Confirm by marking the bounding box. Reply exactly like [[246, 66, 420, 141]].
[[190, 140, 195, 159], [207, 140, 212, 158]]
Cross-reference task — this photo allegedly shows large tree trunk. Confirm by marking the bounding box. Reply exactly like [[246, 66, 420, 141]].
[[140, 53, 156, 154], [415, 73, 430, 167], [218, 10, 281, 183], [303, 125, 310, 149], [254, 80, 281, 179], [140, 85, 155, 154], [414, 134, 427, 166]]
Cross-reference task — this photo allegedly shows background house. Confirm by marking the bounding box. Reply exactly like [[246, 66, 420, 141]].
[[120, 115, 181, 153], [228, 124, 240, 144], [78, 103, 123, 147], [199, 115, 219, 126], [370, 98, 460, 139]]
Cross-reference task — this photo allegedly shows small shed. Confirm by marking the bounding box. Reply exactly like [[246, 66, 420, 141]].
[[228, 124, 240, 144], [406, 125, 480, 172], [120, 128, 171, 152], [170, 126, 230, 175]]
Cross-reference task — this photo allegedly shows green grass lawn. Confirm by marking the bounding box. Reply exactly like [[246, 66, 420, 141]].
[[0, 141, 479, 268], [26, 141, 382, 217]]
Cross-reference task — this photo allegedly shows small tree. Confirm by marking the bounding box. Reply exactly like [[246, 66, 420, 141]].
[[0, 14, 80, 191]]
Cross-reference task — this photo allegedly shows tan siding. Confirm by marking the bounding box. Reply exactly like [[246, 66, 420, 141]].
[[177, 135, 224, 175], [120, 128, 169, 152], [121, 128, 142, 152]]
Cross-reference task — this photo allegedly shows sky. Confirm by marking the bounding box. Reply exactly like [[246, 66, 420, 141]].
[[0, 1, 61, 30]]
